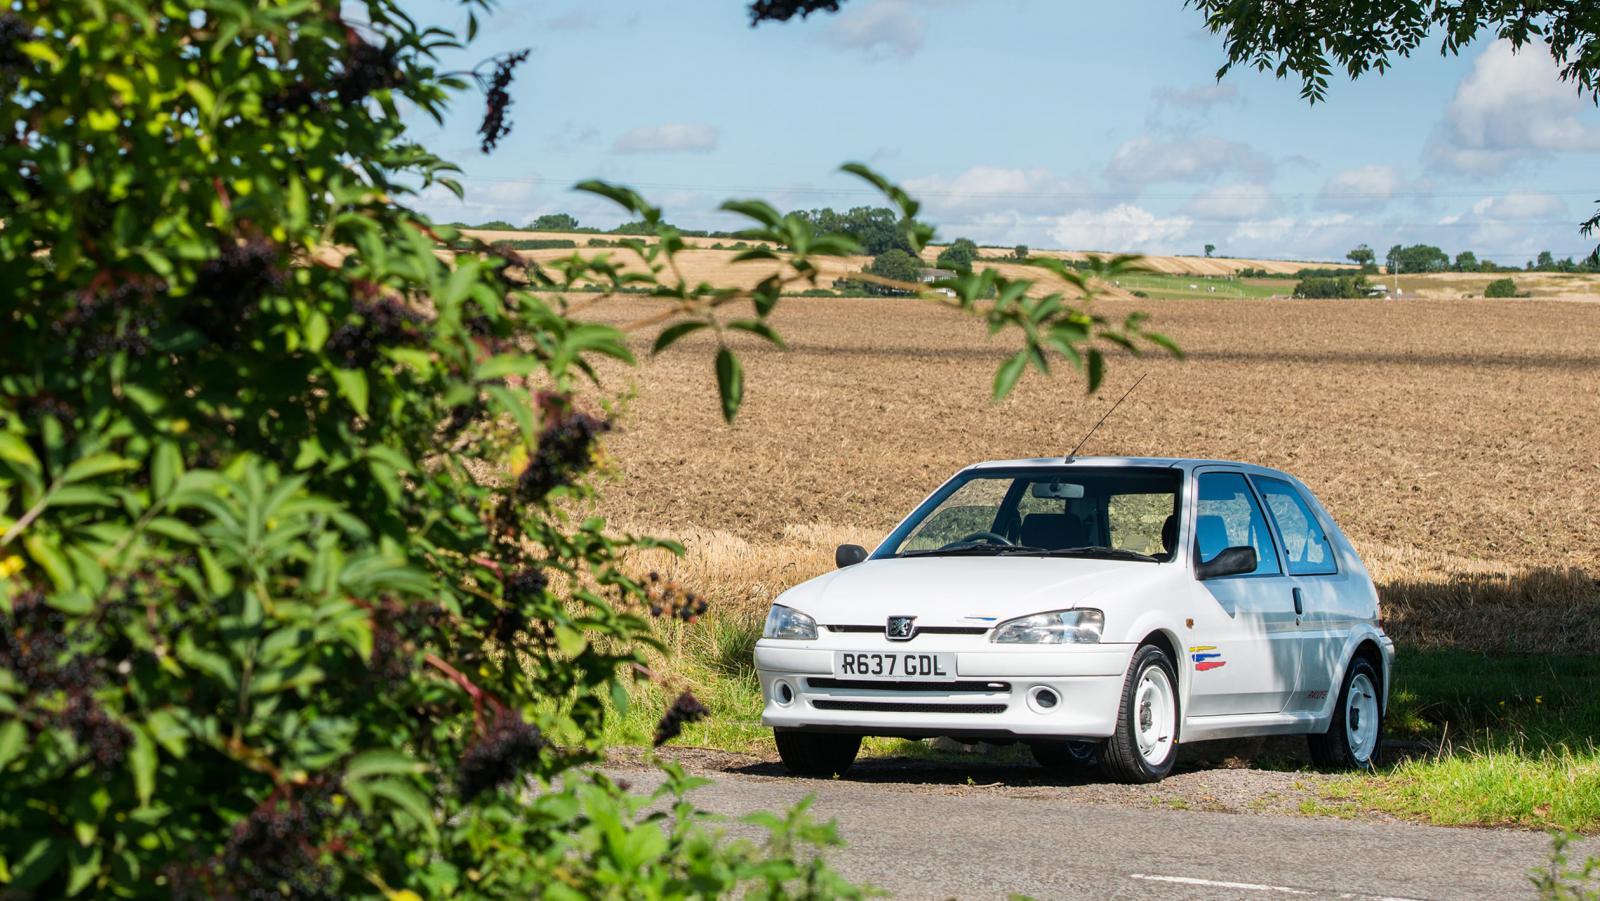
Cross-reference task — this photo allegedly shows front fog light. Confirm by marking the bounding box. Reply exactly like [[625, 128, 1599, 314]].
[[762, 604, 818, 640], [991, 609, 1104, 644]]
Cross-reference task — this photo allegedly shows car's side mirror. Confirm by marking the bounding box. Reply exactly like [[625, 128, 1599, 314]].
[[835, 544, 869, 568], [1196, 545, 1257, 580]]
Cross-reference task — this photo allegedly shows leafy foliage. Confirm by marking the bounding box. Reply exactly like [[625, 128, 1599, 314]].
[[936, 238, 980, 271], [1294, 275, 1372, 298], [0, 0, 1172, 895], [1484, 277, 1521, 298]]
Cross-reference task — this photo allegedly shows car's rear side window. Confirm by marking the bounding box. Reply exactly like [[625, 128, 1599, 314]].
[[1253, 476, 1338, 576], [1195, 472, 1282, 576]]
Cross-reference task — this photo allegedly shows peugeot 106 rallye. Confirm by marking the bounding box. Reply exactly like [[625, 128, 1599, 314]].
[[754, 457, 1394, 783]]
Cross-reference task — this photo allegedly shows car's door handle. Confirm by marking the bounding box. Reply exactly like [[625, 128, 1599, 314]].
[[1292, 587, 1304, 616]]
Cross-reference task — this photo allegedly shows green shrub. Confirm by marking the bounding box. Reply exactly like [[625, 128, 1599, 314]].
[[1484, 277, 1520, 298]]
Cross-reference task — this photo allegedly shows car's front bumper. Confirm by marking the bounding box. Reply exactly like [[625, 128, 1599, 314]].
[[755, 639, 1135, 741]]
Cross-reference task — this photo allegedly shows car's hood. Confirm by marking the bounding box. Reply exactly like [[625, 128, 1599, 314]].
[[776, 556, 1172, 627]]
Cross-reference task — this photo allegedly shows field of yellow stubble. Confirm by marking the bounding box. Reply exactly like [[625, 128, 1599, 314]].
[[577, 294, 1600, 655]]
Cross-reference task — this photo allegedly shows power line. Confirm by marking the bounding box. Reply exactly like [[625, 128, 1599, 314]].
[[444, 172, 1599, 202]]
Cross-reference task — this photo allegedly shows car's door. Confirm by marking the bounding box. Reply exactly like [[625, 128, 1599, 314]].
[[1250, 475, 1346, 714], [1184, 469, 1302, 717]]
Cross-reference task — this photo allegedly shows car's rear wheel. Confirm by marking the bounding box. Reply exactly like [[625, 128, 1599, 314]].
[[1099, 644, 1180, 783], [774, 730, 862, 777], [1029, 739, 1100, 770], [1308, 656, 1383, 770]]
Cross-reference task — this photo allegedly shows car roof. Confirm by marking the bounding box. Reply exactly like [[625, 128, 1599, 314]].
[[963, 455, 1295, 479]]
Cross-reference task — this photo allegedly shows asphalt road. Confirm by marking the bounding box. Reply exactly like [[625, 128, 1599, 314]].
[[616, 766, 1590, 900]]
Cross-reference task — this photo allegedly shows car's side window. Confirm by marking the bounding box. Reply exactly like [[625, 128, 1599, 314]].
[[1194, 472, 1282, 576], [1252, 476, 1338, 575]]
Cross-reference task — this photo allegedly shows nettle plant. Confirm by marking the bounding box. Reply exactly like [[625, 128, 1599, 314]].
[[0, 0, 1173, 896]]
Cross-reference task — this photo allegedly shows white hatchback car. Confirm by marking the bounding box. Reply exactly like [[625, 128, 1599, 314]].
[[755, 457, 1394, 783]]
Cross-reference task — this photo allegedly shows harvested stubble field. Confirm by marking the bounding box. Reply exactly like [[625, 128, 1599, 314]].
[[582, 294, 1600, 656]]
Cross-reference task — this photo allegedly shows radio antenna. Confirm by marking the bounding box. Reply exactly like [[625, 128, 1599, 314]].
[[1066, 372, 1147, 461]]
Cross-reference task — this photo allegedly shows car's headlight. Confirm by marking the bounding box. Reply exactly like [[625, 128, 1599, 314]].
[[990, 609, 1103, 644], [762, 604, 818, 640]]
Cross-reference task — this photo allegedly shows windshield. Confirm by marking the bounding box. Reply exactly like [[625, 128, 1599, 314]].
[[878, 467, 1183, 562]]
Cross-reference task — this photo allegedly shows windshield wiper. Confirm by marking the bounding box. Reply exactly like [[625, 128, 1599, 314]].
[[898, 544, 1050, 558], [1026, 546, 1161, 563]]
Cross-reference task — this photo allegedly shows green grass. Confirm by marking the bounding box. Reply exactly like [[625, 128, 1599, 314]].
[[1109, 272, 1297, 300], [616, 612, 1600, 831]]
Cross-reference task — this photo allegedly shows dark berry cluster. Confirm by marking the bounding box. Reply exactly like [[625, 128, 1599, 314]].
[[514, 411, 610, 501], [185, 237, 286, 346], [652, 691, 710, 747], [215, 792, 338, 900], [0, 13, 33, 75], [477, 50, 529, 154], [50, 275, 165, 361], [642, 572, 708, 622], [264, 32, 402, 115], [1, 591, 92, 692], [457, 708, 545, 799], [325, 296, 426, 369], [368, 599, 443, 682], [63, 690, 130, 769]]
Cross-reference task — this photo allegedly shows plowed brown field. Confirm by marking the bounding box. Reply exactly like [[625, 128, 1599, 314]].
[[583, 295, 1600, 653]]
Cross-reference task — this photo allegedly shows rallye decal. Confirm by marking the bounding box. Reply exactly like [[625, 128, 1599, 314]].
[[1189, 645, 1227, 671]]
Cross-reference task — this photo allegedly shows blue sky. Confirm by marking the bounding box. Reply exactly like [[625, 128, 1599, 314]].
[[404, 0, 1600, 263]]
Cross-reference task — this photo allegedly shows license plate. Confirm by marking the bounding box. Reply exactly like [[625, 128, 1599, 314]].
[[834, 651, 957, 680]]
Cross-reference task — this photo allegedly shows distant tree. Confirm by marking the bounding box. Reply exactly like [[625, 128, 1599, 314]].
[[1347, 244, 1375, 267], [1294, 275, 1370, 298], [1204, 243, 1216, 258], [1385, 244, 1449, 274], [1013, 244, 1029, 261], [1454, 250, 1478, 272], [1537, 250, 1556, 269], [1484, 278, 1519, 298], [858, 248, 923, 295], [532, 213, 580, 231], [475, 219, 519, 231], [791, 206, 916, 255], [937, 238, 979, 271]]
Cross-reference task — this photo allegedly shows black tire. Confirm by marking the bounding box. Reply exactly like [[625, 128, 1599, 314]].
[[1029, 740, 1101, 770], [774, 730, 862, 777], [1099, 644, 1181, 784], [1308, 656, 1384, 770]]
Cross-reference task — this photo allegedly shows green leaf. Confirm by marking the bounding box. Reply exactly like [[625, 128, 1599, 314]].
[[0, 432, 40, 472], [331, 368, 369, 417], [992, 351, 1028, 401], [128, 727, 156, 805], [23, 536, 74, 591], [726, 320, 786, 349], [1086, 348, 1106, 392], [367, 779, 437, 839], [44, 591, 93, 615], [651, 320, 709, 355], [61, 453, 137, 484], [0, 719, 27, 769], [714, 347, 744, 424], [151, 442, 182, 497], [554, 624, 587, 657], [346, 749, 429, 781], [145, 517, 202, 544]]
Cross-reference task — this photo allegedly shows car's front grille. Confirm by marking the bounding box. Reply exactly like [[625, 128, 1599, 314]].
[[811, 700, 1007, 714], [823, 625, 990, 636], [805, 678, 1010, 693]]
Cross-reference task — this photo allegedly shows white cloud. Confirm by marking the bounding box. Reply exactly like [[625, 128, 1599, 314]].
[[1469, 190, 1569, 221], [1104, 134, 1274, 185], [1318, 165, 1419, 210], [1047, 204, 1193, 252], [1153, 82, 1241, 109], [1428, 39, 1600, 175], [1183, 182, 1278, 221], [612, 123, 719, 154], [825, 0, 923, 60], [903, 166, 1088, 215]]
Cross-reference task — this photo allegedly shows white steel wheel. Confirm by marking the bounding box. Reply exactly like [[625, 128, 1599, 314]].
[[1134, 666, 1177, 766], [1345, 672, 1380, 762], [1308, 655, 1384, 770], [1100, 644, 1181, 784]]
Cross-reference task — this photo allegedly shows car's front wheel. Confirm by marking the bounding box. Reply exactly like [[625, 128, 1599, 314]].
[[774, 730, 862, 777], [1099, 644, 1180, 783], [1308, 655, 1383, 770]]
